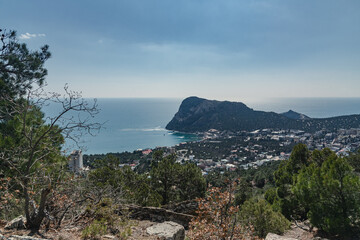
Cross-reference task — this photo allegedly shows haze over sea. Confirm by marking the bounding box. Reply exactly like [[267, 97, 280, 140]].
[[44, 98, 360, 155]]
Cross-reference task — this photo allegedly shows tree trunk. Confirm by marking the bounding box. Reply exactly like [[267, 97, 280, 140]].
[[25, 187, 51, 231]]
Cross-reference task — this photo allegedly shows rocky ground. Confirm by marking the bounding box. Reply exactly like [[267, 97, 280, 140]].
[[0, 219, 168, 240], [0, 217, 346, 240]]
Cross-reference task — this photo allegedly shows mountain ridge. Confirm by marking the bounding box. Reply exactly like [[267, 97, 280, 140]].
[[281, 110, 310, 120], [166, 97, 360, 133]]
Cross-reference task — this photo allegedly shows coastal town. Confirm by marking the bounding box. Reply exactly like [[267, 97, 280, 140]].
[[83, 127, 360, 176]]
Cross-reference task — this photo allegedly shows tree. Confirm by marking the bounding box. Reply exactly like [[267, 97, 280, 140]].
[[150, 153, 180, 205], [89, 155, 162, 207], [293, 155, 360, 234], [150, 151, 206, 205], [0, 29, 50, 98], [0, 29, 100, 231], [234, 178, 252, 206], [273, 143, 310, 219], [177, 162, 206, 201], [346, 148, 360, 173]]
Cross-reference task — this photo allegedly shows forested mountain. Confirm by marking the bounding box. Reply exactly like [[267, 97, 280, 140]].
[[166, 97, 360, 132]]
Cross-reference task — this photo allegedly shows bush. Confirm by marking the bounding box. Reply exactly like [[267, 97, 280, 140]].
[[240, 198, 290, 238], [83, 198, 132, 239], [188, 182, 259, 239], [82, 219, 107, 240]]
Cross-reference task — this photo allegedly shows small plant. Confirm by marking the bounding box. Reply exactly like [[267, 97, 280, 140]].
[[82, 198, 133, 240], [82, 219, 107, 240]]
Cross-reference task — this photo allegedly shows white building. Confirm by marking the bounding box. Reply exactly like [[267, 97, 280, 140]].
[[69, 150, 83, 172]]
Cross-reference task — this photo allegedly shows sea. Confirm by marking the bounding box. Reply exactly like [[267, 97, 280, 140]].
[[43, 98, 360, 155]]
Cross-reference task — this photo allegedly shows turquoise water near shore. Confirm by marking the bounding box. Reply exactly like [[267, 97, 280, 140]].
[[43, 98, 360, 154], [44, 98, 199, 154]]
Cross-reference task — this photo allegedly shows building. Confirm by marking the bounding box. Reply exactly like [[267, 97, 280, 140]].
[[69, 150, 83, 172]]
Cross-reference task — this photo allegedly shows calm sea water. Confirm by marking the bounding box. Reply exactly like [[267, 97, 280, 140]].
[[43, 98, 360, 154], [44, 98, 199, 154], [247, 98, 360, 118]]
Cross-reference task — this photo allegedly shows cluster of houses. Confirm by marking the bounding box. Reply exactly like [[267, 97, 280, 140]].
[[68, 128, 360, 175], [170, 128, 360, 175]]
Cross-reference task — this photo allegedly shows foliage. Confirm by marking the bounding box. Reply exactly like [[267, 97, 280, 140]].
[[293, 155, 360, 234], [0, 177, 22, 220], [89, 155, 162, 207], [346, 148, 360, 173], [0, 29, 50, 100], [150, 151, 206, 205], [240, 198, 290, 238], [272, 144, 360, 236], [0, 28, 100, 230], [81, 219, 107, 240], [83, 198, 132, 240], [273, 144, 310, 219], [188, 182, 259, 240], [83, 150, 144, 169], [234, 178, 252, 206]]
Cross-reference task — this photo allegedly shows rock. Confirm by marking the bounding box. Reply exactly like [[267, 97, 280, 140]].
[[265, 233, 297, 240], [125, 205, 193, 229], [4, 216, 26, 230], [102, 235, 116, 239], [8, 236, 48, 240], [146, 221, 185, 240]]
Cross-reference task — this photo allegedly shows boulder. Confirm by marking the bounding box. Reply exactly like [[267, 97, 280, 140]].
[[265, 233, 297, 240], [4, 216, 26, 230], [146, 221, 185, 240]]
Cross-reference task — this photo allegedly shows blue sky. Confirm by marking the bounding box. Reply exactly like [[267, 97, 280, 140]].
[[1, 0, 360, 101]]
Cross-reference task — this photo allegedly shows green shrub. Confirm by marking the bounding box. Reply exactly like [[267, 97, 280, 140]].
[[82, 219, 107, 240], [240, 198, 290, 238]]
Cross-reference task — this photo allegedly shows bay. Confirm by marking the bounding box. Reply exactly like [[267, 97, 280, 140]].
[[43, 97, 360, 154], [43, 98, 199, 154]]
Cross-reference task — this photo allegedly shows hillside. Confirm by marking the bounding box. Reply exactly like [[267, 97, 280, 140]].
[[166, 97, 360, 132], [281, 110, 310, 120]]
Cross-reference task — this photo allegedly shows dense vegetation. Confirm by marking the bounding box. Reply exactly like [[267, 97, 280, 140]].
[[166, 96, 360, 133], [268, 144, 360, 236]]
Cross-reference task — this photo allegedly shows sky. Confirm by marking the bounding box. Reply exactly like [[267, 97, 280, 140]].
[[1, 0, 360, 102]]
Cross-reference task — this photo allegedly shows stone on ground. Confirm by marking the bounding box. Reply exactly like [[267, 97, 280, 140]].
[[7, 236, 48, 240], [266, 233, 297, 240], [146, 221, 185, 240], [4, 216, 26, 230]]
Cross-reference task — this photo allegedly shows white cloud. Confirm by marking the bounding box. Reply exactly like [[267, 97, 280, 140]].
[[19, 33, 46, 40]]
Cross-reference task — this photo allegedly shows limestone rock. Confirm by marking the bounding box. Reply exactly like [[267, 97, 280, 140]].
[[4, 216, 26, 230], [265, 233, 297, 240], [146, 221, 185, 240], [102, 235, 116, 239], [8, 236, 48, 240]]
